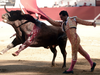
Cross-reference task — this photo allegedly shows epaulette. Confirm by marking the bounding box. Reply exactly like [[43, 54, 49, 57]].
[[70, 16, 77, 21], [70, 16, 77, 19]]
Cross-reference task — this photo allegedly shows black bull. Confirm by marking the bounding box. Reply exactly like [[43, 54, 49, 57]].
[[1, 7, 67, 68]]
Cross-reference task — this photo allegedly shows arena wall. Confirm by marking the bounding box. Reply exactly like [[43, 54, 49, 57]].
[[0, 6, 100, 21]]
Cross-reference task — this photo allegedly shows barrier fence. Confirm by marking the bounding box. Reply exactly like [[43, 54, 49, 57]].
[[0, 6, 100, 21]]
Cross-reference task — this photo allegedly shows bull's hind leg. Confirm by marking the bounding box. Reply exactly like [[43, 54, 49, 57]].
[[0, 38, 21, 55], [50, 46, 57, 67]]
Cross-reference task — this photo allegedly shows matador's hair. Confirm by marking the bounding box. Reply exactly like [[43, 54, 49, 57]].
[[59, 10, 69, 16]]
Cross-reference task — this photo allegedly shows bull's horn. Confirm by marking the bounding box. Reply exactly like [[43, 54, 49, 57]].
[[19, 4, 25, 14], [35, 13, 39, 20], [4, 5, 9, 13]]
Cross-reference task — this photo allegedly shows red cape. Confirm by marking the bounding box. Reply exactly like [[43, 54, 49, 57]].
[[20, 0, 48, 20]]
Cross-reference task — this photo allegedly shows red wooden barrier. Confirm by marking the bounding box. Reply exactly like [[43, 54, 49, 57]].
[[0, 7, 100, 21]]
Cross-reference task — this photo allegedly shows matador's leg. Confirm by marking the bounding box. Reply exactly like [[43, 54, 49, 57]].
[[66, 30, 80, 72], [78, 45, 96, 72]]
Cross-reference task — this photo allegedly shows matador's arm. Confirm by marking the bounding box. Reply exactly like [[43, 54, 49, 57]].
[[76, 17, 96, 27]]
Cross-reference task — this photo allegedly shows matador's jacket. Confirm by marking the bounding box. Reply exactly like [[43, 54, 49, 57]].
[[62, 16, 93, 32]]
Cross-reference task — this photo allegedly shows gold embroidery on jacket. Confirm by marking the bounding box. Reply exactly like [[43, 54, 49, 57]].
[[65, 17, 77, 31]]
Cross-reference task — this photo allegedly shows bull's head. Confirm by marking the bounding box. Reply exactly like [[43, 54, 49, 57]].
[[2, 5, 24, 23]]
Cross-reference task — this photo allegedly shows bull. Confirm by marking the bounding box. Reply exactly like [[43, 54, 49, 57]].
[[0, 6, 67, 68]]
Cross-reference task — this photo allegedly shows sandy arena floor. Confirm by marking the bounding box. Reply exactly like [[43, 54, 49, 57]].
[[0, 22, 100, 75]]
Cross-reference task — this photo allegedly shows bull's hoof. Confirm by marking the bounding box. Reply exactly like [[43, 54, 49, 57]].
[[0, 52, 3, 55], [62, 66, 66, 69], [0, 50, 7, 55], [51, 64, 56, 67], [12, 51, 19, 56], [62, 65, 66, 68], [12, 53, 18, 56]]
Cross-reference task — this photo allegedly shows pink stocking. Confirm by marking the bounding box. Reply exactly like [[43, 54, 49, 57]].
[[67, 60, 77, 71], [84, 54, 93, 68]]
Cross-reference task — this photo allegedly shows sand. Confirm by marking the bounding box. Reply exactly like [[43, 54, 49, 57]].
[[0, 21, 100, 75]]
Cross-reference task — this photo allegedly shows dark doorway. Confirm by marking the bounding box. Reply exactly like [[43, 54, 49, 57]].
[[96, 0, 100, 6]]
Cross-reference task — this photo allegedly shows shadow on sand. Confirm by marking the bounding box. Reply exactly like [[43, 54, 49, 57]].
[[0, 59, 100, 75]]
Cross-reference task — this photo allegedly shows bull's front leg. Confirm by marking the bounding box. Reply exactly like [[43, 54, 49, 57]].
[[0, 43, 14, 55], [0, 37, 21, 55]]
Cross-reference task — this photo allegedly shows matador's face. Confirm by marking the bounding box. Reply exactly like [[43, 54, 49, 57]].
[[60, 14, 67, 22]]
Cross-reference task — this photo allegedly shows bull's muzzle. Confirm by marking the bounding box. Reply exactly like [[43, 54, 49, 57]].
[[2, 14, 8, 23]]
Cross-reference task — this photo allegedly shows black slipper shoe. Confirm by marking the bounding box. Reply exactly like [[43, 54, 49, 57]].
[[91, 62, 96, 72], [63, 70, 74, 74]]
